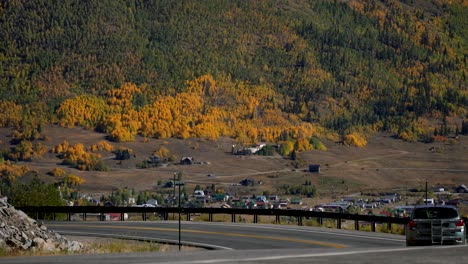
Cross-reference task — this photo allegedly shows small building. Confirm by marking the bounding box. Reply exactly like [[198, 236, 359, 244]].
[[180, 157, 194, 165], [146, 198, 158, 206], [455, 184, 468, 193], [308, 164, 320, 173]]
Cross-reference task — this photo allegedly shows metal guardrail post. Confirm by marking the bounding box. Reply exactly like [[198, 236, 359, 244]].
[[355, 220, 359, 231], [337, 218, 341, 229]]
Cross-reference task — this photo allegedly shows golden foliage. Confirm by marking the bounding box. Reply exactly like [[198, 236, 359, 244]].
[[0, 160, 30, 180], [56, 95, 108, 128], [56, 75, 325, 145], [344, 133, 368, 147], [65, 174, 85, 186], [154, 146, 170, 159], [398, 130, 418, 142], [51, 140, 70, 154], [0, 101, 22, 128], [106, 82, 141, 112], [49, 167, 66, 177], [279, 140, 295, 156], [8, 140, 33, 161], [87, 141, 113, 152], [59, 142, 104, 171], [294, 137, 313, 152]]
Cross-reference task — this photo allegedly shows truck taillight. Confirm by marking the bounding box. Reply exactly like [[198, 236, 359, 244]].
[[455, 219, 464, 227], [408, 220, 417, 229]]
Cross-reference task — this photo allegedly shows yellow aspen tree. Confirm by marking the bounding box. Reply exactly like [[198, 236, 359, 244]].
[[0, 101, 22, 127]]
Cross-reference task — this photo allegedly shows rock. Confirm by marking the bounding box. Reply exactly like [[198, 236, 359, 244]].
[[0, 196, 83, 253], [21, 239, 32, 250], [43, 239, 56, 252], [67, 241, 83, 252], [33, 237, 45, 248]]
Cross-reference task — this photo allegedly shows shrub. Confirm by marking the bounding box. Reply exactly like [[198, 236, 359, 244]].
[[309, 137, 327, 151], [114, 148, 133, 160], [64, 174, 85, 186], [48, 167, 66, 177], [88, 141, 114, 152], [278, 141, 294, 156], [343, 133, 367, 147]]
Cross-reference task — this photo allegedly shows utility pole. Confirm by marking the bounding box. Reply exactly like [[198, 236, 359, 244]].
[[173, 173, 176, 220], [173, 173, 176, 206], [178, 176, 181, 251], [425, 180, 428, 205]]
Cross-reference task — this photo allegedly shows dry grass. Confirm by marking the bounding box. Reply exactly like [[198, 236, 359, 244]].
[[0, 237, 200, 257]]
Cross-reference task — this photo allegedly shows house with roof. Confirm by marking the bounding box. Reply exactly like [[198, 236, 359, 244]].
[[180, 157, 194, 165], [455, 184, 468, 193], [308, 164, 320, 173]]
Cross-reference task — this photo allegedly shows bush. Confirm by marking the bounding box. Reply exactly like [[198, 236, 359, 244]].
[[343, 133, 367, 147], [257, 145, 275, 156], [9, 175, 66, 207], [114, 148, 133, 160], [309, 137, 327, 151], [48, 167, 66, 177]]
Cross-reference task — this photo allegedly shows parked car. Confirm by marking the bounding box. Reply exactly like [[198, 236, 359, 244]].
[[406, 205, 466, 246]]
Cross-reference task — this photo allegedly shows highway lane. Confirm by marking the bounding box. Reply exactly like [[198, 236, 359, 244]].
[[45, 221, 405, 250], [3, 221, 468, 264]]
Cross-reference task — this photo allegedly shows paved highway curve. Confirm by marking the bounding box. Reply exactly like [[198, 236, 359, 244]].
[[1, 221, 467, 264], [46, 221, 405, 250]]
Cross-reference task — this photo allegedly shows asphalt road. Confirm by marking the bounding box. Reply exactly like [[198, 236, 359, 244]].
[[46, 221, 405, 250], [1, 221, 467, 264]]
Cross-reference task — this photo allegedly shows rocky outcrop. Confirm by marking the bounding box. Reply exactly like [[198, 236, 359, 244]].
[[0, 197, 83, 253]]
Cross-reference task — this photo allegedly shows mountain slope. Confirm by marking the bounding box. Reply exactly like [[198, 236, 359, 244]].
[[0, 0, 467, 143]]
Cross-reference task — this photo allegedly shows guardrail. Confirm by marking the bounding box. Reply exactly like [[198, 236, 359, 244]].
[[17, 206, 410, 233]]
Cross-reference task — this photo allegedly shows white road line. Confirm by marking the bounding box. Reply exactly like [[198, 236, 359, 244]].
[[148, 245, 468, 264]]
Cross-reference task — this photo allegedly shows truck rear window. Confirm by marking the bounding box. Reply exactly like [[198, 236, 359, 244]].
[[413, 207, 459, 219]]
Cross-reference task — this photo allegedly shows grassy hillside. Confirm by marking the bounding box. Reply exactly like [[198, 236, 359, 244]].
[[0, 0, 467, 144]]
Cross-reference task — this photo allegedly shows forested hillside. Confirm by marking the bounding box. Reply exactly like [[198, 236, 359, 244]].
[[0, 0, 467, 147]]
